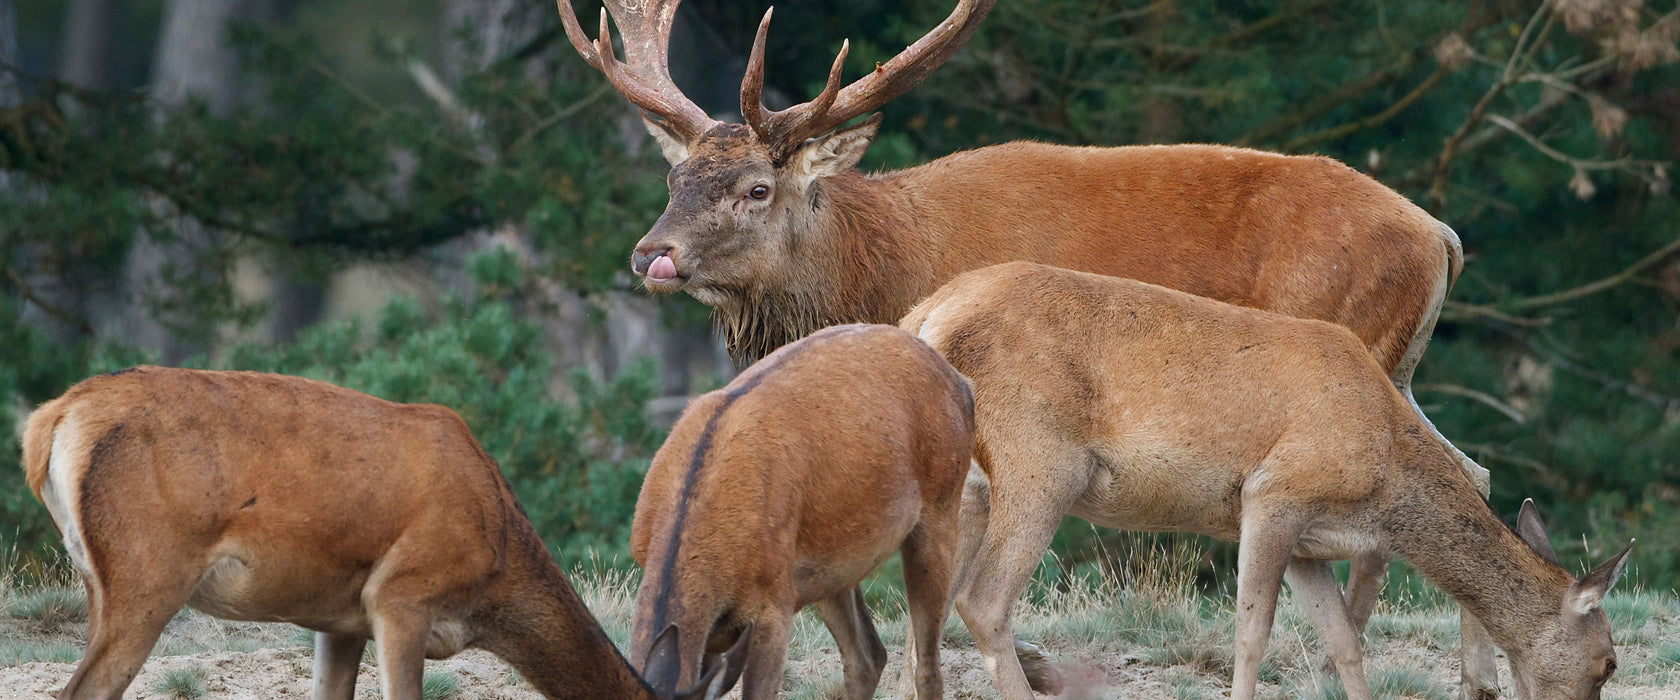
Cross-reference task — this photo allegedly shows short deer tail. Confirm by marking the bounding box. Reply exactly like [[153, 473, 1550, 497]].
[[21, 397, 67, 502], [1438, 220, 1464, 294]]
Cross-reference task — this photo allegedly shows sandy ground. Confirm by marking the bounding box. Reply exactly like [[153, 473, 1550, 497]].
[[5, 610, 1679, 699]]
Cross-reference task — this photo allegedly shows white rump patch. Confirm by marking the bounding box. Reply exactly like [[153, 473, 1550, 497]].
[[42, 414, 93, 577]]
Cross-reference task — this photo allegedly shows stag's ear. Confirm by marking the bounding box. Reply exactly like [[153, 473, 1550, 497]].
[[643, 624, 683, 696], [1570, 540, 1634, 616], [1516, 498, 1558, 565], [675, 623, 752, 700], [793, 113, 881, 185], [643, 116, 692, 165]]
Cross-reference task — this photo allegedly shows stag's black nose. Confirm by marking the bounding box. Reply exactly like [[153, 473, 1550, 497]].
[[632, 244, 675, 277]]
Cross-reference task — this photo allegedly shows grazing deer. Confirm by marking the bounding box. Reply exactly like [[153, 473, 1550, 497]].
[[553, 1, 1496, 691], [902, 262, 1632, 700], [628, 324, 974, 699], [21, 366, 747, 700]]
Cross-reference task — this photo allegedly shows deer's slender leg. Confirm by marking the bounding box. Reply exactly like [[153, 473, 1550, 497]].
[[1285, 557, 1372, 700], [58, 569, 196, 700], [369, 603, 429, 700], [899, 463, 994, 699], [1344, 551, 1388, 632], [1326, 550, 1388, 678], [1460, 610, 1501, 700], [953, 445, 1088, 700], [815, 588, 886, 700], [901, 507, 958, 699], [1231, 507, 1306, 700], [739, 610, 794, 700], [311, 632, 366, 700]]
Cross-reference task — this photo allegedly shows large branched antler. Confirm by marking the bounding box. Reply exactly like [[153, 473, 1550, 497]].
[[555, 0, 718, 139], [741, 0, 997, 155]]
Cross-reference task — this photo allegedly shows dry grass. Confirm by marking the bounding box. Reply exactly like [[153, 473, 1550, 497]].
[[3, 547, 1678, 699]]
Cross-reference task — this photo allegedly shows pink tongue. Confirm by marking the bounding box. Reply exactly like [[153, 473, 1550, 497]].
[[648, 255, 677, 281]]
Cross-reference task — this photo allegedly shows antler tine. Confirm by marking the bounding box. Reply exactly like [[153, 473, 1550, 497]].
[[553, 0, 717, 139], [555, 0, 603, 68], [755, 0, 996, 153], [740, 7, 773, 136]]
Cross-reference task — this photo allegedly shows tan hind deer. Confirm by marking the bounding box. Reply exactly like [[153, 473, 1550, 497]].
[[901, 262, 1632, 700], [21, 366, 748, 700], [628, 324, 975, 700], [553, 1, 1495, 692]]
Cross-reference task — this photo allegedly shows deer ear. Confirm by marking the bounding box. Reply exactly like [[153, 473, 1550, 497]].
[[1570, 540, 1634, 616], [1516, 498, 1558, 565], [793, 113, 881, 184], [675, 623, 751, 700], [643, 623, 683, 696], [643, 116, 691, 165]]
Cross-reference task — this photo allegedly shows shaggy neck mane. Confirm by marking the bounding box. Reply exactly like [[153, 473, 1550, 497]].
[[717, 171, 922, 363]]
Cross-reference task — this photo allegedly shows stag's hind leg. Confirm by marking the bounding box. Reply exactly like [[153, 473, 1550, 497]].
[[815, 588, 887, 700]]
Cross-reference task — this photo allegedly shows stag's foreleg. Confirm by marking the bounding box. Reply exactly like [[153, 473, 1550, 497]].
[[815, 588, 887, 700], [311, 632, 366, 700], [1284, 557, 1372, 700]]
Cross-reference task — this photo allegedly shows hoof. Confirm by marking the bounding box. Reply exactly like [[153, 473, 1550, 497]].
[[1015, 639, 1063, 695], [1460, 685, 1499, 700]]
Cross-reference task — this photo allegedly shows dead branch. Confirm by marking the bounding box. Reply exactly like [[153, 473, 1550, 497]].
[[2, 266, 93, 335], [1415, 383, 1527, 423], [1282, 64, 1450, 152]]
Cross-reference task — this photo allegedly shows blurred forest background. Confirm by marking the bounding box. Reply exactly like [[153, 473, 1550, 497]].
[[0, 0, 1677, 594]]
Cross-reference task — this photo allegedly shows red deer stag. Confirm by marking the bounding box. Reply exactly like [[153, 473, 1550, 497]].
[[21, 367, 748, 700], [553, 1, 1495, 692], [628, 324, 974, 699], [902, 262, 1632, 700]]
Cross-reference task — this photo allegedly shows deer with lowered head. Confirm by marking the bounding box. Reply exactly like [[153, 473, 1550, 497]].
[[22, 366, 748, 700], [901, 262, 1632, 700], [628, 324, 975, 699], [553, 0, 1499, 692]]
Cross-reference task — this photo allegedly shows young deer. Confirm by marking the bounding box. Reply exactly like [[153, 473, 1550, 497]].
[[628, 324, 975, 700], [21, 366, 747, 700], [902, 263, 1632, 700]]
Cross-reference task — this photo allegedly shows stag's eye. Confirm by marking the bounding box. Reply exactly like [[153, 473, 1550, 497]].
[[749, 185, 770, 200]]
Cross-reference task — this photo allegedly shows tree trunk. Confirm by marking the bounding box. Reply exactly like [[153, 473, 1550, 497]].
[[104, 0, 270, 361], [152, 0, 252, 114], [0, 0, 17, 109], [57, 0, 118, 90]]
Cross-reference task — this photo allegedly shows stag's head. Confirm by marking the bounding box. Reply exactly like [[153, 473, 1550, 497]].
[[555, 0, 994, 302], [1508, 500, 1632, 700]]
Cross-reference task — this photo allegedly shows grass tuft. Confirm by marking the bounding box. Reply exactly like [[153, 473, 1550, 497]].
[[6, 586, 87, 626], [0, 642, 82, 666], [1285, 663, 1451, 700], [149, 666, 208, 699], [421, 669, 461, 700]]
